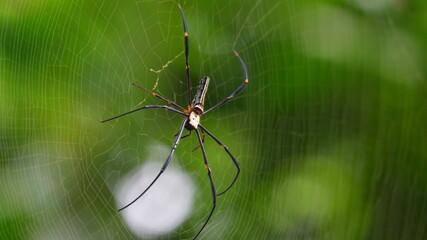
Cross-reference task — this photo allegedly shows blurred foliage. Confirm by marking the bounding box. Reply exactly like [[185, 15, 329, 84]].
[[1, 0, 427, 239]]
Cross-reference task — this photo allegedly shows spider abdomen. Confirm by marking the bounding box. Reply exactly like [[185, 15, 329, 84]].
[[192, 77, 210, 114]]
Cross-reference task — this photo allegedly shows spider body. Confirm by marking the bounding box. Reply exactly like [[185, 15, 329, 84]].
[[186, 76, 210, 130], [187, 111, 201, 130], [101, 4, 248, 240]]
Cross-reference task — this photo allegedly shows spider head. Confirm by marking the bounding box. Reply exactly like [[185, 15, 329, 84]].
[[192, 76, 210, 115]]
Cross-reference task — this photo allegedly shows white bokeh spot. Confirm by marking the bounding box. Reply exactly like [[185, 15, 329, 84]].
[[115, 159, 194, 238]]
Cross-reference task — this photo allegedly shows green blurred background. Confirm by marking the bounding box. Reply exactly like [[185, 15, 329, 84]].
[[1, 0, 427, 239]]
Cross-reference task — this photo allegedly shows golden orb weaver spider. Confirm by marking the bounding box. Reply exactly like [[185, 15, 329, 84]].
[[101, 4, 248, 239]]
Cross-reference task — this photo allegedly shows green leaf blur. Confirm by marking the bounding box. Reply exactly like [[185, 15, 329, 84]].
[[1, 0, 426, 239]]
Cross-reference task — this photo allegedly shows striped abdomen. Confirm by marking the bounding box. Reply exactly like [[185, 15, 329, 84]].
[[192, 77, 210, 114]]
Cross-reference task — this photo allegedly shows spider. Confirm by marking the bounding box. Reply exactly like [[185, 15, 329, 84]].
[[101, 4, 248, 239]]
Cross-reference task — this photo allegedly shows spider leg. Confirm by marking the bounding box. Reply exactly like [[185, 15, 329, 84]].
[[199, 124, 240, 196], [191, 128, 204, 152], [203, 50, 248, 114], [100, 105, 187, 123], [174, 130, 191, 139], [117, 119, 188, 212], [131, 83, 188, 113], [178, 4, 192, 107], [193, 129, 217, 240]]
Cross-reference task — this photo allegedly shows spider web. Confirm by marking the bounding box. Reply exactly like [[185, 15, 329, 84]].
[[1, 0, 427, 240]]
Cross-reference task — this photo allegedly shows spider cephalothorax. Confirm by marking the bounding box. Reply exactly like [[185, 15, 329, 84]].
[[187, 111, 200, 130], [101, 4, 248, 240]]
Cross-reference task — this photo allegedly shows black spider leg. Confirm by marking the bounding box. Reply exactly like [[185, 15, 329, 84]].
[[199, 124, 239, 196], [131, 83, 188, 113], [193, 129, 217, 240], [178, 4, 192, 107], [174, 130, 191, 139], [118, 118, 188, 212], [203, 50, 248, 114], [100, 105, 187, 123], [191, 128, 204, 152]]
